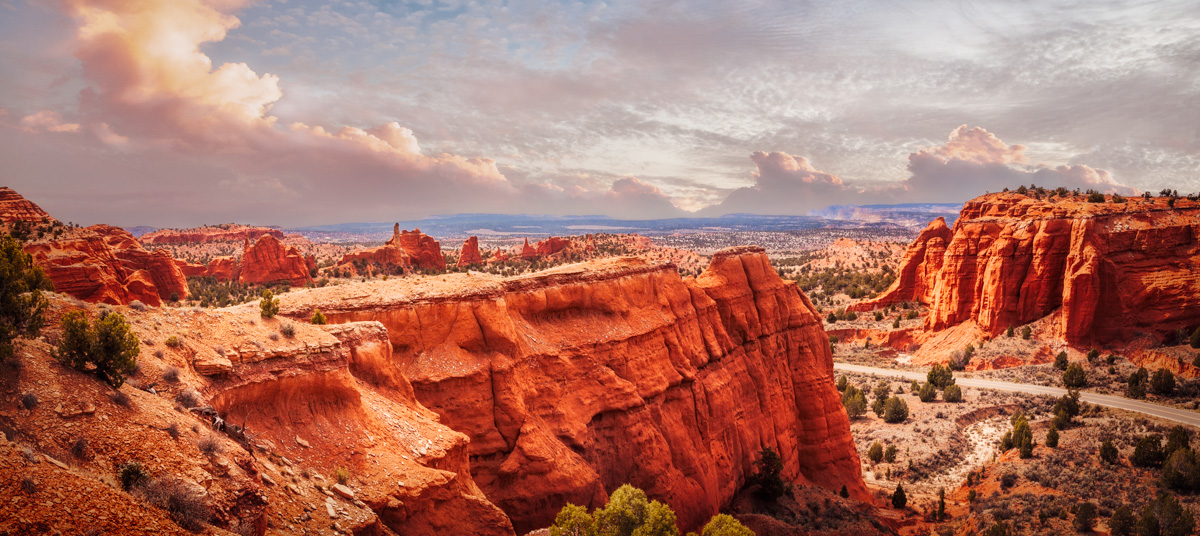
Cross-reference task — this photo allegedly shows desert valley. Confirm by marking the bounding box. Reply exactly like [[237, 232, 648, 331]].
[[2, 184, 1200, 536]]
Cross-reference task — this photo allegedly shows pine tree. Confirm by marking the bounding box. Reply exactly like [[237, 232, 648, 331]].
[[891, 483, 907, 509]]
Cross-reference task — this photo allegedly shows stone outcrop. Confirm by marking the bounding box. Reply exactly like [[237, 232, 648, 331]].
[[24, 225, 189, 306], [336, 224, 446, 274], [0, 186, 55, 224], [534, 236, 571, 257], [174, 259, 209, 278], [458, 236, 483, 267], [139, 224, 284, 245], [520, 238, 536, 260], [282, 246, 866, 533], [854, 192, 1200, 345], [239, 235, 312, 286], [200, 318, 513, 536]]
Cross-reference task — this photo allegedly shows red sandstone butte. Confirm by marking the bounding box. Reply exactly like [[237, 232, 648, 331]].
[[239, 235, 312, 286], [139, 224, 284, 245], [337, 224, 446, 274], [281, 246, 867, 533], [534, 236, 571, 257], [458, 236, 483, 267], [520, 238, 536, 260], [854, 192, 1200, 346]]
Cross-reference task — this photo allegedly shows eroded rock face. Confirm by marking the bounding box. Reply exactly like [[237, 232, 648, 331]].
[[284, 247, 866, 533], [239, 235, 311, 286], [855, 192, 1200, 345], [205, 320, 514, 536], [458, 236, 483, 267], [337, 224, 446, 274], [140, 225, 284, 245], [24, 225, 189, 306], [0, 186, 55, 224], [534, 237, 571, 257]]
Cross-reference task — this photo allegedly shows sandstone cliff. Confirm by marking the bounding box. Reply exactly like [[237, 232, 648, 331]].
[[24, 225, 189, 306], [280, 246, 866, 532], [855, 192, 1200, 345], [336, 224, 446, 275], [140, 224, 285, 245], [238, 235, 312, 287], [458, 236, 483, 267]]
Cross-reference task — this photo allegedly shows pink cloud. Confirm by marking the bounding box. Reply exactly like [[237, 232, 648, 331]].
[[21, 110, 81, 133]]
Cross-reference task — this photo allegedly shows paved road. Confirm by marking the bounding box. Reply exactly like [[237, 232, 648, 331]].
[[833, 362, 1200, 428]]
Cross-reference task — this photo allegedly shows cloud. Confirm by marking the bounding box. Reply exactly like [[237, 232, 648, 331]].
[[700, 151, 866, 216], [21, 110, 80, 133], [25, 0, 681, 225], [702, 125, 1139, 216], [901, 125, 1139, 200]]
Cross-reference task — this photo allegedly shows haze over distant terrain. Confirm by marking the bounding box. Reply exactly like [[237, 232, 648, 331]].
[[1, 0, 1196, 226]]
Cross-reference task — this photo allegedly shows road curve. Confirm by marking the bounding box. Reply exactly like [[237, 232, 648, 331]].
[[833, 362, 1200, 428]]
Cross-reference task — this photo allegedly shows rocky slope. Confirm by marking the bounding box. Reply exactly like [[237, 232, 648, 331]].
[[279, 246, 867, 533], [2, 297, 513, 536], [139, 225, 285, 245], [854, 192, 1200, 346]]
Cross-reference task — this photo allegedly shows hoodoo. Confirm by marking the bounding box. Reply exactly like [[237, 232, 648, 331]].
[[280, 245, 866, 533], [854, 191, 1200, 345], [458, 235, 483, 267]]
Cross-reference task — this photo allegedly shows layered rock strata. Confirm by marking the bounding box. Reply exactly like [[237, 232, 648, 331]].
[[854, 192, 1200, 345], [281, 246, 866, 532]]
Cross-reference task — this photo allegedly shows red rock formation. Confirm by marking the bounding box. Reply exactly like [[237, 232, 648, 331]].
[[239, 235, 311, 286], [24, 225, 189, 306], [489, 248, 511, 264], [0, 186, 55, 224], [520, 238, 536, 260], [284, 246, 866, 533], [850, 218, 951, 311], [585, 234, 597, 253], [207, 256, 239, 281], [174, 259, 208, 278], [534, 236, 571, 257], [458, 236, 483, 267], [139, 224, 284, 245], [856, 192, 1200, 346], [203, 320, 513, 536], [336, 224, 446, 274]]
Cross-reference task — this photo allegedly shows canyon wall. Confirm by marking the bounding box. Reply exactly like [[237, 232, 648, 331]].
[[282, 246, 866, 533], [854, 192, 1200, 345], [140, 225, 284, 245], [24, 224, 189, 306]]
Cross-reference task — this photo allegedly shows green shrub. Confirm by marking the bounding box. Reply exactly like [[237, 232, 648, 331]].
[[1087, 192, 1105, 203], [700, 514, 753, 536], [1099, 438, 1119, 464], [751, 447, 788, 500], [884, 444, 897, 463], [1006, 325, 1014, 337], [842, 386, 867, 419], [943, 384, 963, 402], [1074, 502, 1097, 532], [1127, 367, 1149, 399], [1132, 435, 1165, 468], [836, 375, 847, 392], [882, 396, 909, 423], [1012, 415, 1034, 458], [1062, 362, 1087, 388], [118, 461, 150, 491], [259, 289, 280, 319], [918, 382, 938, 402], [310, 308, 326, 325], [1191, 327, 1200, 349], [927, 364, 955, 389], [336, 467, 350, 485], [868, 442, 884, 463], [1053, 351, 1069, 370], [57, 311, 140, 388], [874, 312, 883, 321], [1138, 493, 1194, 536], [891, 483, 907, 509], [165, 336, 181, 348], [1152, 369, 1176, 396], [1045, 426, 1059, 448], [0, 234, 52, 363], [826, 312, 837, 324], [906, 311, 918, 320]]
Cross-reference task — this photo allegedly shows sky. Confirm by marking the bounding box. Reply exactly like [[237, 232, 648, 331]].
[[0, 0, 1197, 227]]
